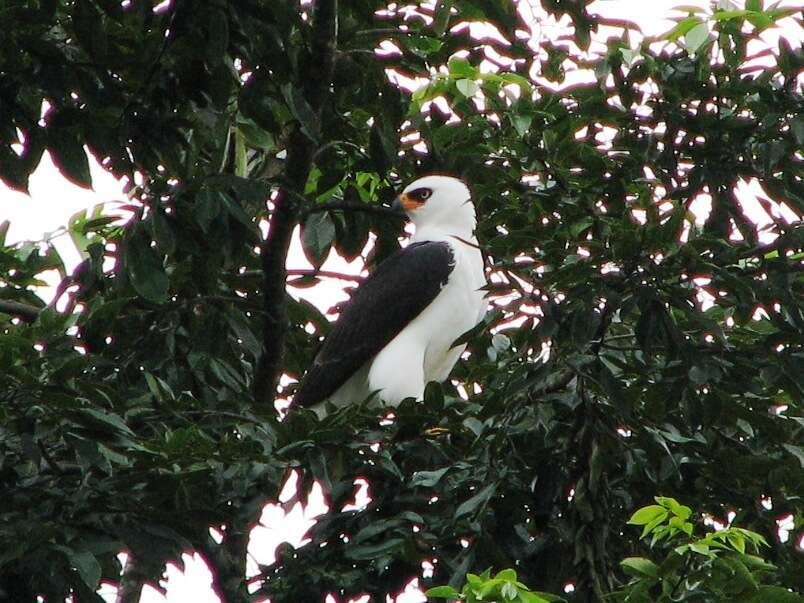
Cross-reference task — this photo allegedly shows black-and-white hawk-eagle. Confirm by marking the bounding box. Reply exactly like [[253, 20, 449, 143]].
[[293, 174, 487, 416]]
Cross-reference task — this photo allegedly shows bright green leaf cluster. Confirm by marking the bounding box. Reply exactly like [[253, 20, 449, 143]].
[[614, 498, 802, 603], [426, 568, 565, 603], [627, 496, 693, 543]]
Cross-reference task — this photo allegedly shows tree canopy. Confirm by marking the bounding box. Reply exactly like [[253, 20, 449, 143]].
[[1, 1, 803, 602]]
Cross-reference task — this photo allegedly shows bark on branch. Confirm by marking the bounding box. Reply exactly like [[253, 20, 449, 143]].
[[0, 299, 41, 322], [215, 5, 341, 601], [115, 555, 145, 603], [253, 0, 338, 405]]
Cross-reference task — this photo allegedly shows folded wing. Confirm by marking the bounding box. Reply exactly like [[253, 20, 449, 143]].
[[293, 241, 455, 408]]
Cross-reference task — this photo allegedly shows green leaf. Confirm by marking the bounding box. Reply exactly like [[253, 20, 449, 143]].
[[511, 114, 533, 137], [570, 217, 594, 237], [48, 125, 92, 189], [455, 483, 496, 520], [404, 35, 443, 58], [727, 532, 746, 554], [620, 557, 659, 578], [78, 408, 135, 436], [742, 555, 778, 572], [684, 22, 710, 53], [495, 568, 518, 581], [790, 116, 804, 146], [448, 57, 477, 78], [746, 11, 774, 28], [238, 118, 275, 149], [497, 72, 533, 91], [352, 518, 401, 544], [501, 581, 518, 600], [301, 211, 335, 268], [747, 586, 804, 602], [411, 466, 450, 488], [655, 496, 692, 520], [281, 83, 319, 142], [426, 585, 461, 598], [205, 8, 229, 65], [628, 505, 666, 525], [781, 444, 804, 468], [433, 0, 453, 35], [219, 192, 257, 232], [456, 78, 480, 97], [125, 230, 169, 303], [663, 15, 702, 40], [345, 537, 405, 561], [69, 550, 102, 589], [519, 593, 557, 603], [195, 190, 221, 232], [713, 9, 752, 21]]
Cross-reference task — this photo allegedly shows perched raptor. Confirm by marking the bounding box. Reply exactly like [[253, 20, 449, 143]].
[[293, 175, 487, 416]]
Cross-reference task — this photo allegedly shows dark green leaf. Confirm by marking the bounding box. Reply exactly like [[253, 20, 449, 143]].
[[301, 211, 336, 268], [48, 125, 92, 189], [455, 483, 496, 520]]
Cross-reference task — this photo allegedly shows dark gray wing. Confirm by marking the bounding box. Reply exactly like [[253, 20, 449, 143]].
[[293, 241, 455, 408]]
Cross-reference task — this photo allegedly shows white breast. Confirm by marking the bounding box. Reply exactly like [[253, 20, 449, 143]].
[[330, 237, 486, 410], [421, 238, 486, 380]]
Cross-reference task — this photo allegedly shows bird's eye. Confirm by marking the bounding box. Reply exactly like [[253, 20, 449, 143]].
[[420, 189, 431, 199]]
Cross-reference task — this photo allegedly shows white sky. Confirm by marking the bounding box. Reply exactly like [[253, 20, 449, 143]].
[[1, 1, 801, 601]]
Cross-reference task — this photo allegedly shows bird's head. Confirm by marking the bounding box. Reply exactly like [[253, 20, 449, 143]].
[[393, 174, 476, 237]]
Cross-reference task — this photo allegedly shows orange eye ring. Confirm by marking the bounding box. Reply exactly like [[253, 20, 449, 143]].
[[399, 193, 424, 210]]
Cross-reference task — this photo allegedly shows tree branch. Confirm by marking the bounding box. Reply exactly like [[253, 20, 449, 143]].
[[0, 299, 41, 323], [590, 303, 614, 356], [253, 0, 339, 405], [352, 27, 416, 37], [735, 237, 802, 261], [115, 555, 144, 603], [528, 368, 575, 402], [287, 269, 364, 282], [300, 200, 404, 219]]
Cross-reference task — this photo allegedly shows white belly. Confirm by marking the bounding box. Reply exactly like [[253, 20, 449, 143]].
[[323, 238, 486, 415], [365, 238, 486, 403]]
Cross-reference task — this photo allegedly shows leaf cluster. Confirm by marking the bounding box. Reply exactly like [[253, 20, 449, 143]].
[[613, 497, 803, 602]]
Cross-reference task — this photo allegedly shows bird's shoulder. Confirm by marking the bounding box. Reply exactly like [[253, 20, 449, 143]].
[[358, 240, 455, 289]]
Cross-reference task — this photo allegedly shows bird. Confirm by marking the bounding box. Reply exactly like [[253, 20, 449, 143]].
[[292, 174, 487, 417]]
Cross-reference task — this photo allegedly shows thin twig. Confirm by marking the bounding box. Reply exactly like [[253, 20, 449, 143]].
[[300, 200, 403, 219], [531, 369, 575, 398], [311, 139, 365, 162], [218, 126, 233, 173], [736, 238, 802, 261], [239, 269, 364, 283], [287, 269, 364, 282], [353, 28, 415, 37]]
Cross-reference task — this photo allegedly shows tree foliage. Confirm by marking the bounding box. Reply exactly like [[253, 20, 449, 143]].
[[428, 498, 801, 602], [1, 1, 803, 602]]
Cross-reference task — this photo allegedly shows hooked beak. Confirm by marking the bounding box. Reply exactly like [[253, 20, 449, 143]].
[[391, 194, 408, 217], [391, 192, 423, 216]]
